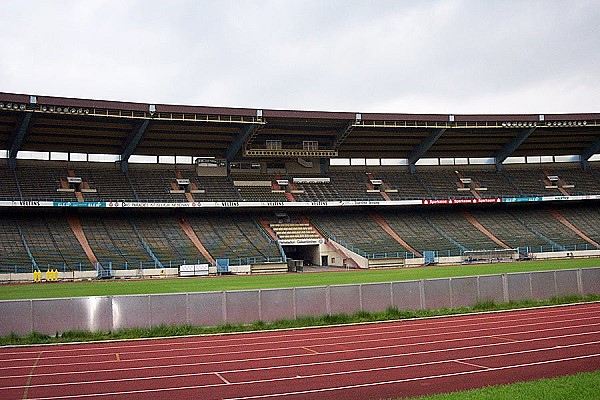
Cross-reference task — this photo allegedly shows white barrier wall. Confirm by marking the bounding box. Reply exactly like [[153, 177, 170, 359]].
[[0, 268, 598, 336]]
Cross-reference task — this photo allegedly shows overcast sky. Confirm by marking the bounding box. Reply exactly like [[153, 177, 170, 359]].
[[1, 0, 599, 115]]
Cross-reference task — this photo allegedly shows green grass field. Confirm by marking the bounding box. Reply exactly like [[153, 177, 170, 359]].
[[1, 257, 598, 300], [406, 370, 600, 400]]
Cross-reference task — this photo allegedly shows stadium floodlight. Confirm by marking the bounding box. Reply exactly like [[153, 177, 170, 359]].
[[20, 104, 26, 110], [0, 103, 4, 108], [56, 107, 62, 112], [583, 121, 587, 125], [41, 106, 47, 112], [84, 109, 90, 114]]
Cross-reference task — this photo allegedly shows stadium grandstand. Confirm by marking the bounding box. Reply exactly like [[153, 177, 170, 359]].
[[1, 91, 600, 278]]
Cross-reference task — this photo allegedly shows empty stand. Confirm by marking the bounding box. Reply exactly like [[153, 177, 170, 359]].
[[0, 216, 32, 272], [195, 176, 241, 201], [16, 212, 91, 270], [0, 162, 21, 200], [79, 214, 154, 268], [328, 171, 385, 201], [380, 211, 460, 256], [557, 205, 600, 246], [312, 212, 409, 257], [15, 162, 76, 201], [185, 212, 281, 264], [509, 207, 589, 250], [422, 209, 500, 251], [130, 213, 207, 266]]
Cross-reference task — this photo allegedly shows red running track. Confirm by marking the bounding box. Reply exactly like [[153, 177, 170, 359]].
[[1, 302, 599, 400]]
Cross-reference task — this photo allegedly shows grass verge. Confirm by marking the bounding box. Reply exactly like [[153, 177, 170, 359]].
[[1, 294, 598, 346], [405, 370, 600, 400]]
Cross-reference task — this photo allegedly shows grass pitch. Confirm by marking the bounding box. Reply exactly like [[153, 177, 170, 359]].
[[1, 257, 598, 300], [407, 370, 600, 400]]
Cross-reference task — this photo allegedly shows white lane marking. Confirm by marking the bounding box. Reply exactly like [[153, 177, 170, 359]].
[[20, 353, 600, 400], [3, 339, 599, 392], [3, 302, 599, 359], [215, 372, 231, 385], [2, 327, 598, 383], [2, 314, 599, 371], [453, 359, 490, 370]]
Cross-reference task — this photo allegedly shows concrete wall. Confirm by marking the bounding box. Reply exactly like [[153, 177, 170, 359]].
[[1, 268, 598, 336]]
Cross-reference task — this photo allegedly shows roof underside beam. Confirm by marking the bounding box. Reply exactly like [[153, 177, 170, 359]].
[[495, 127, 535, 171], [580, 135, 600, 170], [120, 119, 150, 172], [8, 112, 33, 169], [408, 129, 446, 173], [224, 123, 260, 162]]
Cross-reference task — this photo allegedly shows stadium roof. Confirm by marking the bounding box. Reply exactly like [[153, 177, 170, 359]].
[[1, 92, 599, 169]]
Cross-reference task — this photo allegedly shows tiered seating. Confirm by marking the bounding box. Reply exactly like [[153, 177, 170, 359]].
[[0, 217, 31, 271], [377, 170, 431, 200], [0, 162, 20, 200], [557, 205, 600, 245], [293, 181, 341, 201], [79, 215, 153, 268], [328, 171, 385, 201], [381, 212, 459, 255], [17, 213, 91, 270], [422, 210, 499, 251], [542, 167, 600, 195], [15, 163, 76, 201], [469, 208, 550, 249], [503, 168, 549, 196], [461, 169, 520, 198], [127, 167, 176, 201], [187, 213, 280, 264], [195, 177, 240, 201], [237, 186, 288, 202], [312, 213, 408, 257], [417, 170, 470, 199], [129, 214, 207, 266], [82, 164, 137, 201], [509, 207, 589, 250]]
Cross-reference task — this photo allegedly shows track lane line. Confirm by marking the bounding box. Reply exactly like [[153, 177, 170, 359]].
[[3, 302, 599, 359], [2, 315, 598, 370], [3, 328, 598, 382], [20, 353, 600, 400], [4, 339, 599, 392]]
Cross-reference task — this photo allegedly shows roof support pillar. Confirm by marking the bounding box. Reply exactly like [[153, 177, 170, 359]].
[[407, 129, 445, 173], [495, 127, 535, 172], [8, 113, 33, 169], [224, 123, 260, 162], [120, 119, 150, 173], [580, 135, 600, 170]]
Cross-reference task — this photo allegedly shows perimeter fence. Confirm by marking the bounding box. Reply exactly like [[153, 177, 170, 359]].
[[1, 267, 599, 336]]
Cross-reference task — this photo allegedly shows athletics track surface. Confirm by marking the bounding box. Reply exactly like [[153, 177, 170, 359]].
[[1, 302, 599, 400]]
